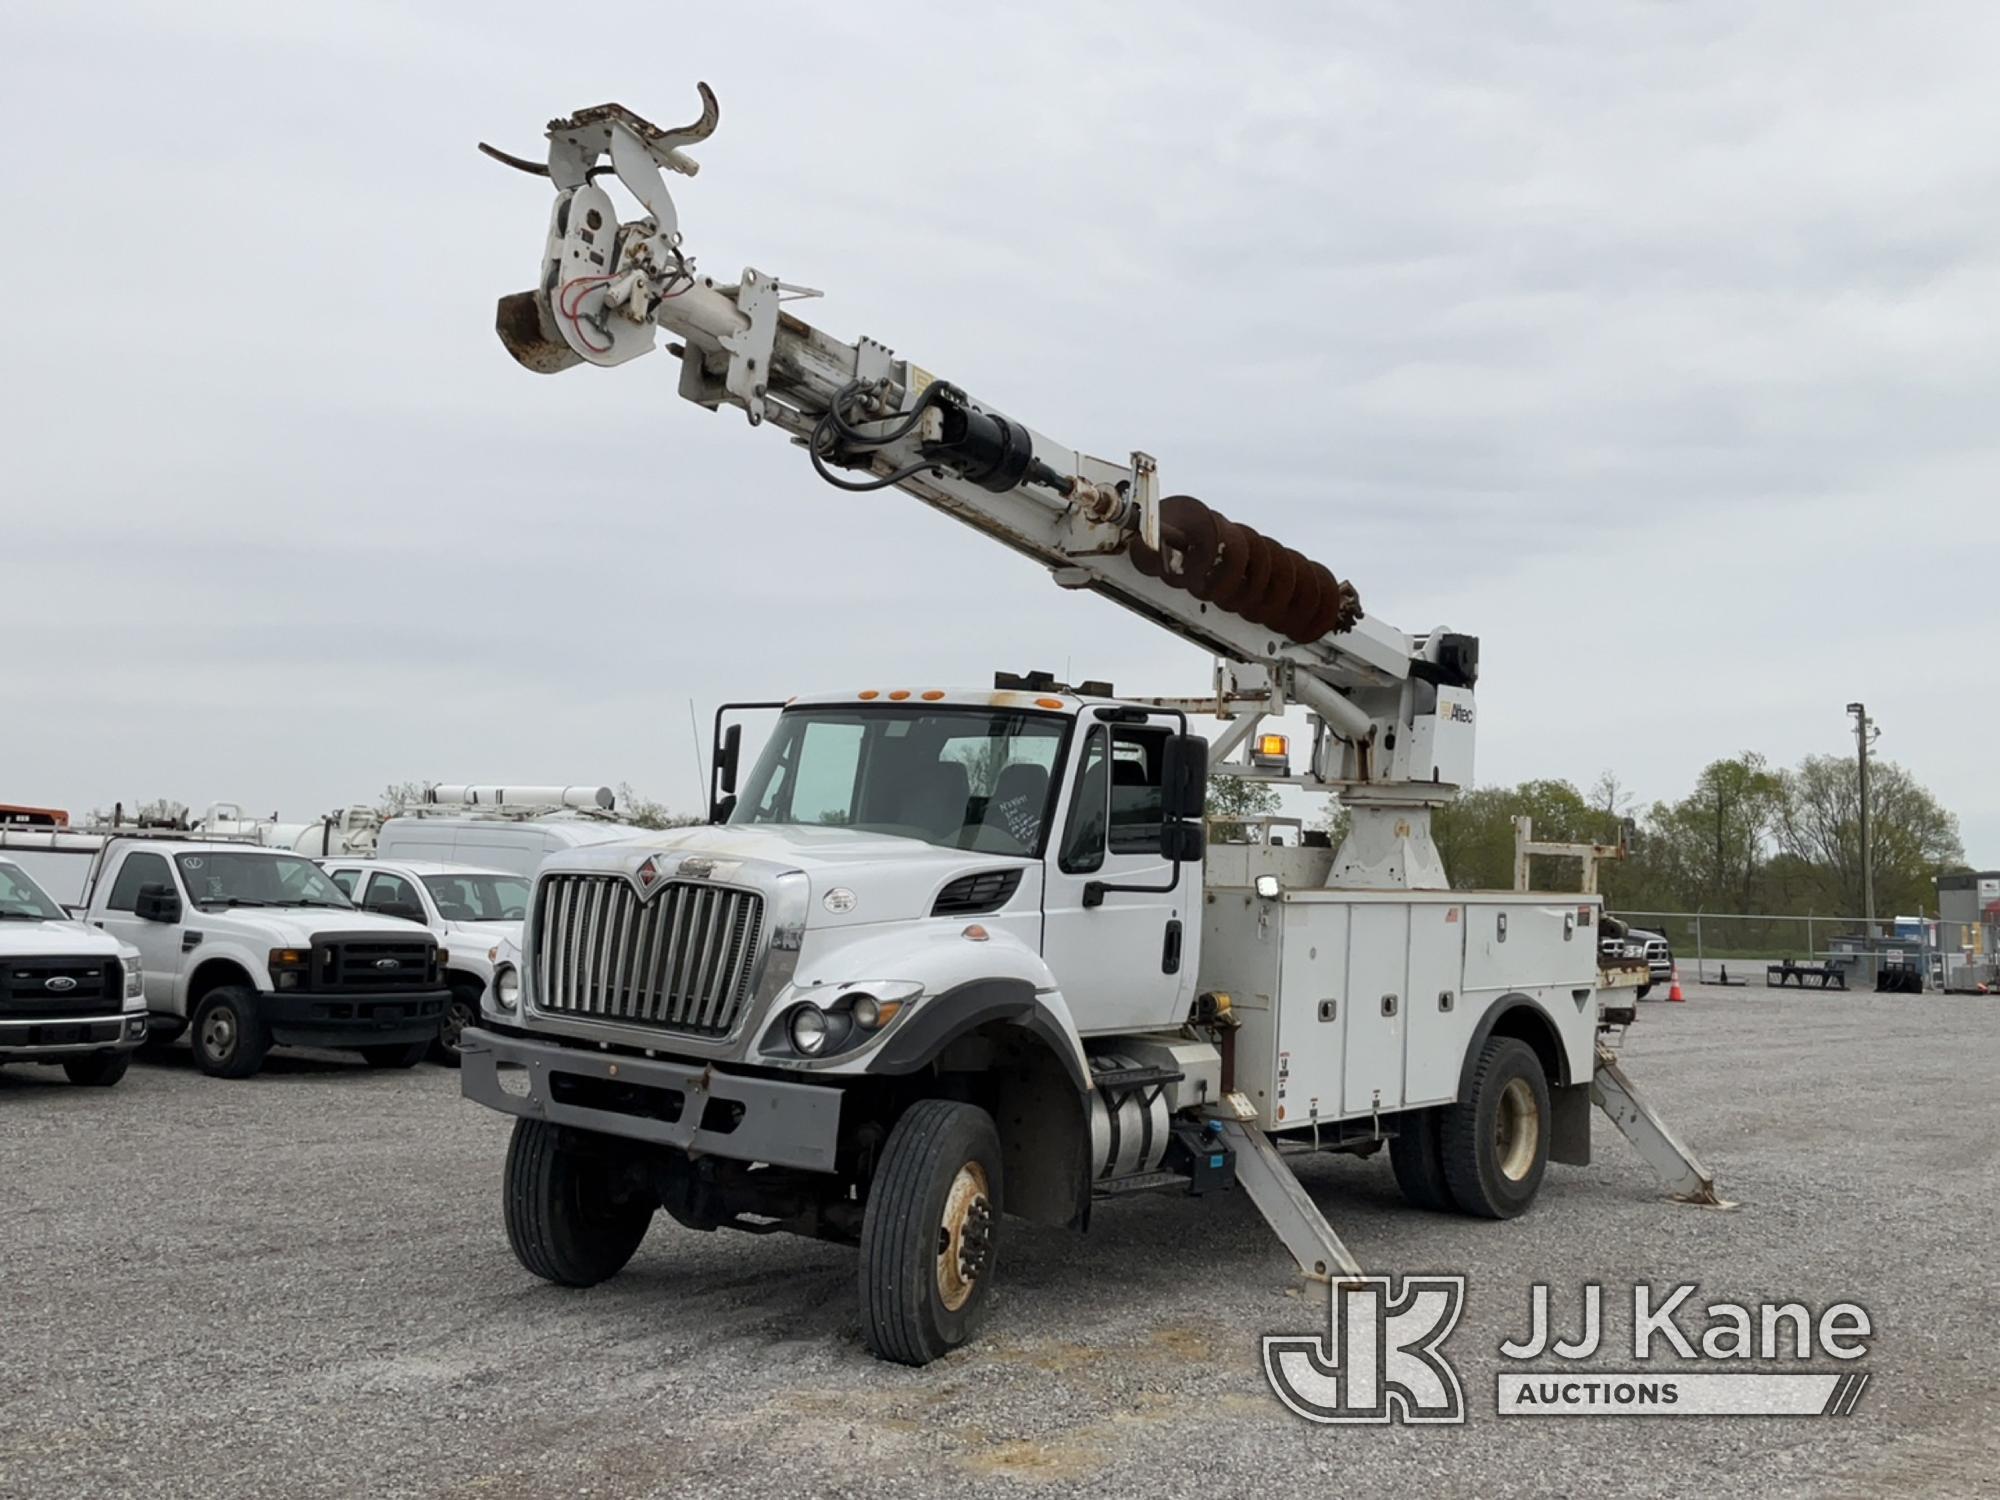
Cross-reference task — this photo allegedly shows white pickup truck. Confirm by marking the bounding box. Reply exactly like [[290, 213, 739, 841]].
[[320, 857, 528, 1064], [79, 839, 450, 1078], [0, 857, 147, 1087]]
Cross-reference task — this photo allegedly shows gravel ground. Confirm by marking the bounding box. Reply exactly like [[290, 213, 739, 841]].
[[4, 984, 1997, 1499]]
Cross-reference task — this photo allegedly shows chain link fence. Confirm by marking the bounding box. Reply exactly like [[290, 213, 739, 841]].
[[1610, 910, 2000, 993]]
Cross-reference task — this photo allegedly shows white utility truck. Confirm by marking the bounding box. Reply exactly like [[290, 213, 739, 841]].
[[374, 785, 645, 879], [0, 857, 147, 1087], [0, 804, 379, 908], [76, 838, 449, 1078], [461, 89, 1719, 1365], [320, 855, 529, 1063]]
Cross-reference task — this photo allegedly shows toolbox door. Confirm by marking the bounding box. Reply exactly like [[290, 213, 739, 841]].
[[1342, 902, 1410, 1115], [1403, 900, 1472, 1107], [1274, 902, 1349, 1126]]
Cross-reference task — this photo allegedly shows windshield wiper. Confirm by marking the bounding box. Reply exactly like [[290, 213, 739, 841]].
[[202, 897, 276, 908], [0, 910, 54, 920], [290, 900, 351, 909]]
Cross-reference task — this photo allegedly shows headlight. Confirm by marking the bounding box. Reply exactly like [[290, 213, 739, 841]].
[[124, 958, 144, 999], [494, 965, 520, 1011], [268, 947, 309, 991], [850, 993, 907, 1031], [788, 1005, 830, 1055]]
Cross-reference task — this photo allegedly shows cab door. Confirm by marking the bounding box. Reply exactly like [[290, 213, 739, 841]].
[[93, 849, 191, 1013], [1040, 721, 1197, 1035]]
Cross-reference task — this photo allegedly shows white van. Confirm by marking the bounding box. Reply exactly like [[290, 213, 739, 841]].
[[373, 816, 644, 880]]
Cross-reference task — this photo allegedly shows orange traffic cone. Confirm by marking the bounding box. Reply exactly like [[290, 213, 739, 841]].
[[1668, 966, 1686, 1003]]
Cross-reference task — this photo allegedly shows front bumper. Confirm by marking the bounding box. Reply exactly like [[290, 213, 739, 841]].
[[459, 1026, 843, 1174], [263, 989, 448, 1049], [0, 1011, 147, 1060]]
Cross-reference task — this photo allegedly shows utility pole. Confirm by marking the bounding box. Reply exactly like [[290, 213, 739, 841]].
[[1847, 702, 1877, 933]]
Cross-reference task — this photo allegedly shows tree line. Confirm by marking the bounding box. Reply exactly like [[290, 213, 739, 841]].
[[1211, 751, 1967, 920]]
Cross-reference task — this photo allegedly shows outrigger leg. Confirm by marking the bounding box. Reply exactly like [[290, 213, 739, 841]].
[[1591, 1043, 1732, 1208], [1213, 1116, 1365, 1281]]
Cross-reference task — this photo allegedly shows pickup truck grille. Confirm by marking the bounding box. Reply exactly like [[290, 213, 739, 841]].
[[0, 957, 121, 1018], [316, 938, 438, 992], [532, 874, 764, 1038]]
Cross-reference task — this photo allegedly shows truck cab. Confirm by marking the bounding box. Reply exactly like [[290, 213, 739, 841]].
[[462, 687, 1598, 1364], [83, 840, 450, 1079], [0, 857, 147, 1087], [320, 857, 528, 1063]]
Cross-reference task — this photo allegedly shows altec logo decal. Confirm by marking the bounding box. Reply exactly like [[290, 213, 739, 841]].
[[1444, 702, 1474, 724]]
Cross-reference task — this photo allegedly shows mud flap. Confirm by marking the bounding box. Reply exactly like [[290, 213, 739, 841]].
[[1549, 1082, 1591, 1166]]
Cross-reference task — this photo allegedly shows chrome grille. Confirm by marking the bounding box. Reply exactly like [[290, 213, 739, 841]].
[[533, 874, 764, 1037]]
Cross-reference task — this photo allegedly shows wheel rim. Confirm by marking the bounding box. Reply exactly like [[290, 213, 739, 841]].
[[1496, 1076, 1540, 1181], [201, 1007, 237, 1061], [935, 1161, 993, 1313]]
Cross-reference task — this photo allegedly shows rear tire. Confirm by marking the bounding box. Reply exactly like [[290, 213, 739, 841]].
[[191, 988, 270, 1080], [1635, 984, 1652, 1002], [361, 1040, 430, 1069], [503, 1119, 654, 1287], [63, 1052, 131, 1088], [859, 1099, 1003, 1366], [1388, 1107, 1456, 1212], [1441, 1037, 1550, 1220]]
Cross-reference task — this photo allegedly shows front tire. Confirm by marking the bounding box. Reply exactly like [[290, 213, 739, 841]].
[[1388, 1106, 1456, 1212], [430, 984, 481, 1067], [63, 1052, 131, 1088], [191, 988, 270, 1080], [361, 1040, 430, 1069], [859, 1099, 1003, 1366], [503, 1119, 654, 1287], [1441, 1037, 1551, 1219]]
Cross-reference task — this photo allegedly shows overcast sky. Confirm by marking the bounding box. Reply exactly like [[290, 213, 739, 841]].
[[5, 2, 1996, 864]]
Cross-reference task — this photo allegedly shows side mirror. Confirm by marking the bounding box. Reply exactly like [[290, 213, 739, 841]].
[[135, 883, 182, 924], [719, 723, 742, 795], [711, 723, 742, 823], [1160, 819, 1206, 864], [1160, 733, 1209, 820]]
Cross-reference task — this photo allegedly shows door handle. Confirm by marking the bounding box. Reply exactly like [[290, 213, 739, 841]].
[[1162, 918, 1183, 976]]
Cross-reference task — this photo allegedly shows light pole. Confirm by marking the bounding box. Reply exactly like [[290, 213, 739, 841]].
[[1846, 702, 1877, 933]]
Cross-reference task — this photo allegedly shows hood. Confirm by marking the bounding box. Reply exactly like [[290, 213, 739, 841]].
[[0, 918, 129, 959], [194, 906, 435, 945], [443, 918, 521, 948], [558, 823, 1034, 928]]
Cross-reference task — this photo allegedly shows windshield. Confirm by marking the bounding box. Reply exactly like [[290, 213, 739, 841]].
[[423, 874, 530, 923], [732, 706, 1068, 856], [0, 860, 64, 920], [174, 852, 354, 909]]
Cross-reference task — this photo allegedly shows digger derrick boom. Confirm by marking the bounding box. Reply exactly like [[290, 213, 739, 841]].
[[484, 86, 1479, 841]]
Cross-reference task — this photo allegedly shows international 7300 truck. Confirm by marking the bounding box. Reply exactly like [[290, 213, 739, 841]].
[[460, 88, 1719, 1365]]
